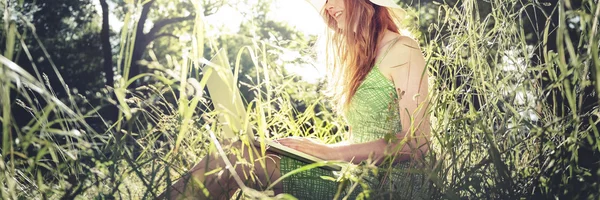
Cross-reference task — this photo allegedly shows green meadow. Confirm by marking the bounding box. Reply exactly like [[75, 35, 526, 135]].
[[1, 0, 598, 199]]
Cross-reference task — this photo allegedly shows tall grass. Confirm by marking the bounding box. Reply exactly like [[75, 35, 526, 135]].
[[423, 0, 600, 198], [425, 0, 541, 197], [1, 0, 599, 199]]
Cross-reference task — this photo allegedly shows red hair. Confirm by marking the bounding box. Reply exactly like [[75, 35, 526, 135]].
[[323, 0, 401, 112]]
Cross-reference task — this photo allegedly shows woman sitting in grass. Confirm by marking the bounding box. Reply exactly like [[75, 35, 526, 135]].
[[161, 0, 430, 199]]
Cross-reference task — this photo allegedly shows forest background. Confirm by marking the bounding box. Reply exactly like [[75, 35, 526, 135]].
[[1, 0, 599, 199]]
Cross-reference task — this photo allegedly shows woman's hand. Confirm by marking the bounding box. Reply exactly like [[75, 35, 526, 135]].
[[275, 137, 341, 161]]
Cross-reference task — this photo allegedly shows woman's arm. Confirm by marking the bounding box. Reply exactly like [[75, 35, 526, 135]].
[[330, 127, 429, 165]]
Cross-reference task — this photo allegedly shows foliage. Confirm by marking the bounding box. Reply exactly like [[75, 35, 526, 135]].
[[1, 0, 599, 199], [400, 0, 600, 198], [0, 0, 104, 94]]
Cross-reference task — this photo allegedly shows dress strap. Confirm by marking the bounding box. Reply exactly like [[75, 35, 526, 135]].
[[374, 36, 402, 67]]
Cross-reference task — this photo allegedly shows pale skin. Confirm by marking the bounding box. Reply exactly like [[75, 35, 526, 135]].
[[325, 0, 346, 29], [160, 1, 429, 198]]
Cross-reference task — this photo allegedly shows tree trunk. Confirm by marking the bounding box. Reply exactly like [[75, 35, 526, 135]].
[[127, 0, 196, 85], [127, 0, 154, 84], [99, 0, 113, 86]]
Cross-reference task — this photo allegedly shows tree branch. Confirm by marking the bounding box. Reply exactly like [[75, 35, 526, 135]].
[[203, 0, 227, 16], [146, 15, 195, 39], [137, 0, 156, 38], [152, 33, 179, 41]]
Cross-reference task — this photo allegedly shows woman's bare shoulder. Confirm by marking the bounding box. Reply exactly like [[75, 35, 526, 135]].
[[378, 35, 425, 82], [394, 36, 420, 50], [379, 36, 421, 69]]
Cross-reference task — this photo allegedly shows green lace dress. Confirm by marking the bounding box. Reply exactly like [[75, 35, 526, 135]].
[[279, 38, 428, 199]]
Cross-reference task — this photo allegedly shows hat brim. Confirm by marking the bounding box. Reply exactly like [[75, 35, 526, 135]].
[[308, 0, 405, 11], [306, 0, 406, 21]]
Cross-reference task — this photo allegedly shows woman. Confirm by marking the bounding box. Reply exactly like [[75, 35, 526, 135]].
[[161, 0, 430, 199]]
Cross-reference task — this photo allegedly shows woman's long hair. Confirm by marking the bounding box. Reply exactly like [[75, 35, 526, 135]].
[[322, 0, 402, 112]]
